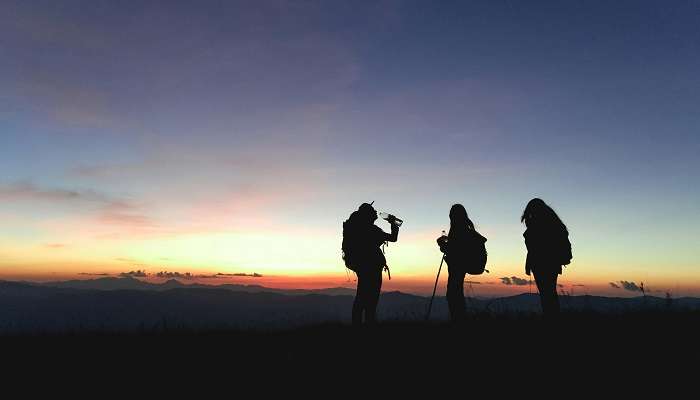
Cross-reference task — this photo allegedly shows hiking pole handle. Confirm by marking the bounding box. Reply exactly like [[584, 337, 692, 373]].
[[425, 255, 445, 321]]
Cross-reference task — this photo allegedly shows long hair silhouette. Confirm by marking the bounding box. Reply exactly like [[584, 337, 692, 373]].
[[449, 203, 475, 235], [521, 198, 570, 317], [520, 198, 567, 233]]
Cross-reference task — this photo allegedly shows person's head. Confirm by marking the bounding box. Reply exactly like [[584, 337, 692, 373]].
[[357, 202, 378, 224], [449, 204, 475, 232], [521, 198, 567, 232]]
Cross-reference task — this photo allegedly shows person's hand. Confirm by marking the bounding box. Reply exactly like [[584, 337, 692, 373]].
[[387, 214, 397, 224], [525, 266, 531, 276], [436, 236, 447, 253]]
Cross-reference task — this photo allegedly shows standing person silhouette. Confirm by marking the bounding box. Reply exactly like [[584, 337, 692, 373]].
[[437, 204, 487, 323], [343, 203, 399, 326], [521, 198, 572, 317]]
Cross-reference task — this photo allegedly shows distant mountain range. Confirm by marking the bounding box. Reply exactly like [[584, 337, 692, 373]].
[[1, 277, 698, 334], [36, 276, 358, 296]]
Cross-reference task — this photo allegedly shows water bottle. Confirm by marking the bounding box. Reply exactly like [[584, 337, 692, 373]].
[[378, 211, 403, 227], [437, 230, 448, 252]]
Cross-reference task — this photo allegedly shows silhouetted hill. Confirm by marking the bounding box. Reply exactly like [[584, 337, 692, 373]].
[[1, 280, 699, 334], [38, 276, 357, 296]]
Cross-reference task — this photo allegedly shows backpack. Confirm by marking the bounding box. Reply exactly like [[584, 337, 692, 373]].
[[560, 235, 572, 266], [341, 212, 359, 272], [465, 232, 488, 275]]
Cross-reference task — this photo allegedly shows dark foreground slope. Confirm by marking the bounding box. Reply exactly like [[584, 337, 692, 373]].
[[2, 280, 699, 381], [2, 280, 699, 334], [4, 312, 699, 373]]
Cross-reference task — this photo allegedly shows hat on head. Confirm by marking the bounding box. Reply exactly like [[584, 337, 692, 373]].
[[358, 201, 375, 216]]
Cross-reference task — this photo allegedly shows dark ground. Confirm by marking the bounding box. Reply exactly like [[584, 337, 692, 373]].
[[3, 311, 698, 381]]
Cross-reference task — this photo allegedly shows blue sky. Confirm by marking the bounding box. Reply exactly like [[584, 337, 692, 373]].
[[1, 0, 699, 295]]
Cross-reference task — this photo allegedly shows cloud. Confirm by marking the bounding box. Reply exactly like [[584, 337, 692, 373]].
[[155, 271, 194, 279], [0, 182, 141, 214], [184, 272, 264, 279], [0, 182, 87, 203], [512, 277, 529, 286], [78, 272, 110, 276], [115, 258, 138, 263], [97, 201, 157, 229], [609, 281, 642, 292], [89, 198, 160, 235], [215, 272, 264, 278], [464, 280, 481, 285], [0, 182, 157, 231], [120, 270, 147, 278], [112, 270, 264, 279], [152, 271, 257, 279], [44, 243, 67, 248], [500, 276, 530, 286], [0, 181, 165, 241], [620, 281, 642, 292]]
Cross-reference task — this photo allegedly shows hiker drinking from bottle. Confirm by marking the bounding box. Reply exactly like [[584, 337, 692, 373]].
[[342, 202, 400, 326], [436, 204, 487, 323], [521, 198, 572, 317]]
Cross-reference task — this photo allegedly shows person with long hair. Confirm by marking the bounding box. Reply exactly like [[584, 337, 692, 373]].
[[521, 198, 571, 317], [437, 204, 487, 323]]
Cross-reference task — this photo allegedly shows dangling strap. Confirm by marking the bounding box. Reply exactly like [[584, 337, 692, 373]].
[[381, 241, 390, 279]]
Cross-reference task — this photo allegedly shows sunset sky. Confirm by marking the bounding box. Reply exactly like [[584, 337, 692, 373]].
[[1, 0, 699, 297]]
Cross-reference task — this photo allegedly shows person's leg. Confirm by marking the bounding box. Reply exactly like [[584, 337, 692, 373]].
[[352, 270, 365, 326], [365, 268, 383, 325], [550, 272, 560, 314], [446, 270, 466, 323], [446, 272, 457, 321], [534, 269, 559, 317], [456, 271, 466, 322]]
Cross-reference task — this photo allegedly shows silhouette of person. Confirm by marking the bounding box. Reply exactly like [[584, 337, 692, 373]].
[[521, 198, 571, 317], [437, 204, 487, 323], [344, 203, 399, 326]]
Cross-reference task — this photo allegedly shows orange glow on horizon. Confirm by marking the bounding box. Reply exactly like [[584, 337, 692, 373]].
[[0, 265, 695, 297]]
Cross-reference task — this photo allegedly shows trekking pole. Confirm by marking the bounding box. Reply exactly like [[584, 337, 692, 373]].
[[425, 255, 445, 321]]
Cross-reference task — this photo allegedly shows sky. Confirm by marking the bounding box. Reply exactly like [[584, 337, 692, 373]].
[[1, 0, 699, 297]]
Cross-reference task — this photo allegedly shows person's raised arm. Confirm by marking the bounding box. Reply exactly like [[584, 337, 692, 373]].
[[387, 222, 399, 242]]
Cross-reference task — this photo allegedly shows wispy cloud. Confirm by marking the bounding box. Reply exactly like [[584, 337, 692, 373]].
[[620, 281, 642, 292], [154, 271, 263, 279], [0, 181, 160, 238], [0, 182, 87, 203], [500, 276, 530, 286], [77, 270, 264, 280], [155, 271, 194, 279], [115, 258, 138, 263], [97, 201, 157, 229], [609, 281, 642, 292], [120, 270, 147, 278], [0, 182, 132, 209], [214, 272, 263, 278]]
